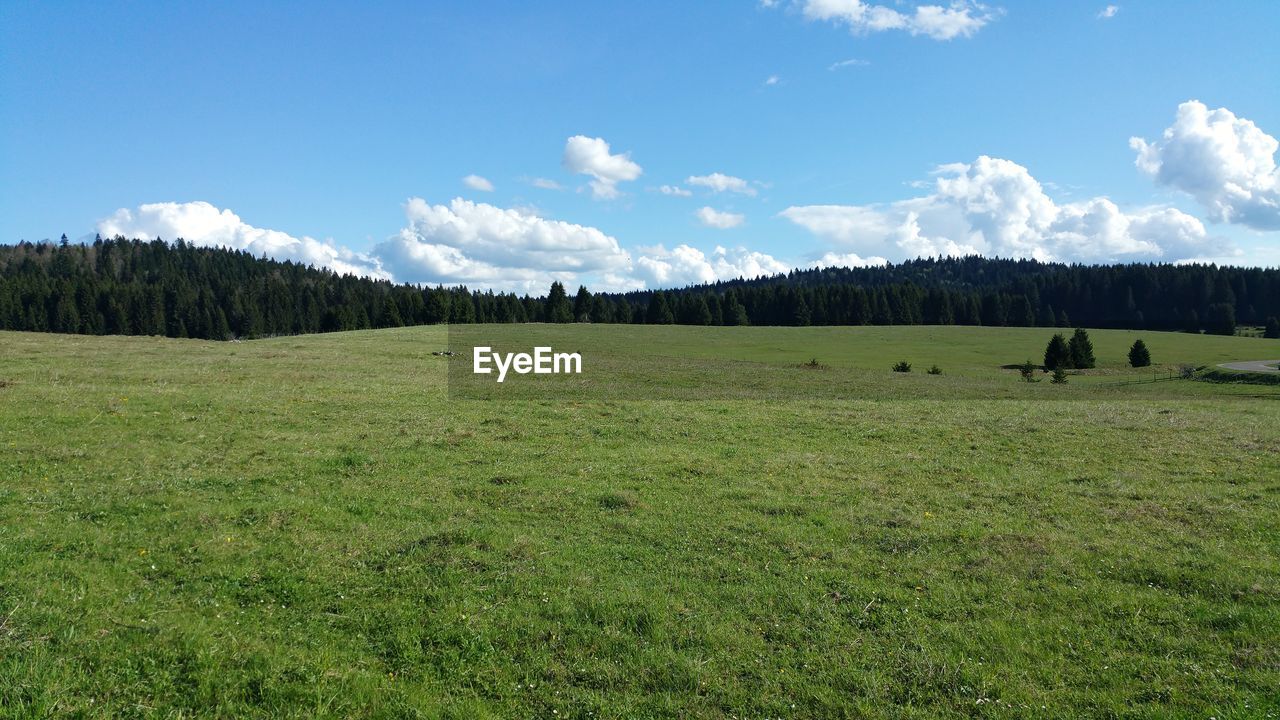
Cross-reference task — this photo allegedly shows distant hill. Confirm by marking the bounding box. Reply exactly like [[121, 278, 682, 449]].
[[1, 237, 1278, 339]]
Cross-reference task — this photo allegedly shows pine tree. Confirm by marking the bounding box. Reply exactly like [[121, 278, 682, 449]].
[[382, 296, 404, 327], [546, 281, 573, 323], [1206, 303, 1236, 336], [1044, 333, 1071, 370], [1265, 316, 1280, 339], [1128, 339, 1151, 368], [694, 296, 713, 325], [1067, 328, 1095, 369], [1051, 366, 1068, 384], [646, 291, 674, 324], [573, 285, 593, 322]]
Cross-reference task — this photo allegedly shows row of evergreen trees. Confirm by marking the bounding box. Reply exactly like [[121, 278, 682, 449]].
[[4, 236, 1280, 341]]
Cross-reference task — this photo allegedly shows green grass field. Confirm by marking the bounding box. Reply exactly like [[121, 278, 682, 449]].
[[2, 325, 1278, 718]]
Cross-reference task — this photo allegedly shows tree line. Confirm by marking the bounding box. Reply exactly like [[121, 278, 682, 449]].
[[3, 236, 1280, 340]]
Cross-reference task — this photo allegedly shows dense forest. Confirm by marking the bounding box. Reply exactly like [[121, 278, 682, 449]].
[[2, 236, 1280, 340]]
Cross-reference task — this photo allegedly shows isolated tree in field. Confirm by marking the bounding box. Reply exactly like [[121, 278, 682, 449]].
[[1068, 328, 1095, 369], [573, 285, 593, 322], [546, 281, 573, 323], [1265, 316, 1280, 339], [1044, 333, 1071, 370], [1128, 339, 1151, 367], [646, 291, 674, 324], [1051, 366, 1068, 384], [892, 360, 911, 372], [927, 364, 943, 375]]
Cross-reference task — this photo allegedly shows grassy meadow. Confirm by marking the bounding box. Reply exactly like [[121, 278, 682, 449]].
[[1, 325, 1278, 718]]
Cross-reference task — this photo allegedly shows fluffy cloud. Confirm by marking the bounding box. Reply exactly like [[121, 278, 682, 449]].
[[96, 201, 389, 279], [634, 244, 789, 287], [1097, 5, 1119, 18], [798, 0, 996, 40], [809, 251, 888, 268], [462, 174, 494, 192], [696, 207, 746, 229], [374, 198, 634, 293], [687, 173, 758, 196], [562, 135, 643, 200], [659, 185, 692, 197], [1130, 100, 1280, 231], [781, 155, 1226, 263]]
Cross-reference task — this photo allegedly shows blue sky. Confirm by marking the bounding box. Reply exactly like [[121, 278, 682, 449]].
[[2, 1, 1278, 293]]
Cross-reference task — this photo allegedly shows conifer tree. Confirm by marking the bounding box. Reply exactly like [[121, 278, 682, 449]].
[[546, 281, 573, 323], [1128, 339, 1151, 368], [1068, 328, 1095, 369], [646, 291, 674, 324], [573, 285, 593, 322], [1044, 333, 1071, 370]]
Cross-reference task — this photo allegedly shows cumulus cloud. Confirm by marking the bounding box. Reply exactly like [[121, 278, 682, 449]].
[[96, 201, 388, 279], [1097, 5, 1119, 18], [781, 155, 1226, 263], [696, 207, 746, 229], [798, 0, 997, 40], [562, 135, 643, 200], [809, 251, 888, 268], [764, 74, 780, 86], [1130, 100, 1280, 231], [462, 174, 494, 192], [687, 173, 758, 196], [374, 198, 634, 293], [659, 185, 693, 197], [634, 244, 788, 287]]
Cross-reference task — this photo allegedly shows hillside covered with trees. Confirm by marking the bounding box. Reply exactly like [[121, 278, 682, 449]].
[[2, 236, 1280, 340]]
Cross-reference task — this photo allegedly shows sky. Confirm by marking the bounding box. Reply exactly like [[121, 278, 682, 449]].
[[2, 0, 1278, 294]]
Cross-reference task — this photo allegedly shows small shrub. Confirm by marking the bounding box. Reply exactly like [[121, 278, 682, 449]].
[[1051, 366, 1069, 384], [892, 361, 912, 373], [803, 358, 823, 369], [1019, 359, 1039, 382], [927, 365, 942, 375]]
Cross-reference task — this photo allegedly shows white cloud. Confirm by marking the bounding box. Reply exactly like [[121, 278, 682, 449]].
[[634, 244, 788, 286], [1097, 5, 1119, 18], [462, 174, 494, 192], [765, 74, 780, 86], [781, 155, 1227, 263], [529, 177, 563, 190], [687, 172, 758, 196], [809, 251, 889, 268], [1131, 100, 1280, 231], [659, 185, 692, 197], [374, 198, 634, 293], [798, 0, 997, 40], [96, 201, 389, 279], [696, 207, 746, 229], [562, 135, 643, 200], [828, 58, 870, 70]]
